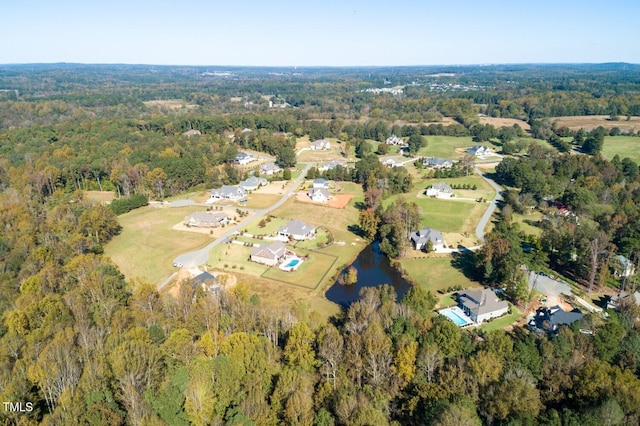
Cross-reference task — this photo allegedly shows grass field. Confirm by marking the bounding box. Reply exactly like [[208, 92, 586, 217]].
[[261, 249, 338, 289], [241, 194, 282, 209], [602, 136, 640, 162], [397, 257, 481, 293], [421, 175, 496, 200], [417, 136, 476, 159], [104, 206, 213, 285], [512, 211, 543, 236], [550, 115, 640, 133], [480, 305, 522, 332]]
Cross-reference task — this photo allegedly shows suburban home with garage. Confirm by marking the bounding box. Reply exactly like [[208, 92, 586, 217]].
[[410, 228, 446, 251], [310, 139, 331, 150], [235, 152, 257, 165], [466, 145, 492, 157], [318, 159, 347, 171], [250, 241, 287, 266], [312, 178, 330, 189], [613, 254, 635, 277], [278, 219, 316, 241], [426, 182, 454, 198], [423, 157, 454, 169], [191, 271, 220, 292], [209, 185, 246, 201], [528, 305, 584, 335], [184, 211, 228, 228], [458, 288, 509, 324], [307, 187, 331, 202], [385, 134, 406, 146], [380, 157, 401, 168], [239, 176, 268, 191], [259, 162, 281, 175]]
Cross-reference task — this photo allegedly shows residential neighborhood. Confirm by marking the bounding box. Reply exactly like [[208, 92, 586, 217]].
[[208, 185, 246, 201], [410, 227, 446, 251], [310, 139, 331, 150], [425, 182, 454, 198], [184, 211, 229, 228], [277, 219, 316, 241]]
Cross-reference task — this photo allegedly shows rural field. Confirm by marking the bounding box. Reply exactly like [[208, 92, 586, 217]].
[[417, 136, 477, 158], [397, 256, 480, 293], [478, 117, 531, 131], [601, 135, 640, 162], [104, 205, 213, 285], [549, 115, 640, 132]]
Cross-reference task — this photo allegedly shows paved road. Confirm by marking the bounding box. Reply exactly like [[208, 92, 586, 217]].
[[474, 167, 503, 242], [159, 162, 312, 290]]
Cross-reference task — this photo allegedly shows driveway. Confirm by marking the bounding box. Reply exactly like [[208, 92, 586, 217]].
[[527, 271, 571, 306], [474, 167, 503, 242]]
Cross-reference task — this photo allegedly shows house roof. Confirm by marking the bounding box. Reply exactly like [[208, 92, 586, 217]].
[[533, 305, 584, 331], [458, 288, 509, 317], [279, 219, 316, 236], [429, 182, 453, 193], [313, 178, 328, 185], [311, 139, 330, 148], [182, 129, 202, 136], [240, 176, 267, 188], [386, 134, 405, 144], [466, 145, 490, 155], [192, 271, 218, 285], [260, 162, 280, 171], [251, 241, 286, 259], [410, 228, 444, 247], [211, 185, 245, 197], [309, 188, 330, 199], [186, 211, 227, 223], [321, 160, 347, 169], [423, 157, 453, 166], [236, 152, 254, 160]]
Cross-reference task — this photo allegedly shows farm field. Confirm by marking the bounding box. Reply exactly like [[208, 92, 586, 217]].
[[104, 205, 213, 285], [549, 115, 640, 132], [478, 117, 531, 131], [601, 136, 640, 162]]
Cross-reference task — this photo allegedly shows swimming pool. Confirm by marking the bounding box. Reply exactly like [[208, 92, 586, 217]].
[[284, 259, 300, 268], [439, 307, 474, 327], [279, 256, 303, 271]]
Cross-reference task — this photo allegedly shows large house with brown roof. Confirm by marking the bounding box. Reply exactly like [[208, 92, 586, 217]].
[[184, 211, 228, 228], [457, 288, 509, 324]]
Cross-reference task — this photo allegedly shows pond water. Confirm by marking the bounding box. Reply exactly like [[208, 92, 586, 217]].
[[325, 242, 413, 307]]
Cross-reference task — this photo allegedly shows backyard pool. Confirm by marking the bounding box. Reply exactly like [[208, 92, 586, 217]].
[[279, 256, 303, 271], [439, 307, 474, 327]]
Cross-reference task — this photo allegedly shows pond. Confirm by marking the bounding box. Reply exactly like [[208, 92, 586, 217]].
[[325, 242, 413, 307]]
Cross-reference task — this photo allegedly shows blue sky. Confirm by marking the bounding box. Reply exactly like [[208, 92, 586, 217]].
[[1, 0, 639, 66]]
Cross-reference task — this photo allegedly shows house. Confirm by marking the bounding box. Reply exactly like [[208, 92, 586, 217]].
[[458, 288, 509, 324], [318, 159, 347, 171], [310, 139, 331, 150], [184, 211, 228, 228], [308, 188, 331, 202], [425, 182, 454, 198], [278, 220, 316, 241], [613, 255, 635, 278], [528, 305, 584, 335], [466, 145, 492, 157], [235, 152, 257, 165], [385, 134, 406, 146], [210, 185, 246, 201], [380, 157, 400, 168], [250, 241, 287, 266], [191, 271, 220, 292], [410, 228, 446, 251], [260, 162, 281, 175], [312, 178, 330, 189], [182, 129, 202, 137], [606, 290, 640, 310], [239, 176, 268, 191], [423, 157, 454, 169]]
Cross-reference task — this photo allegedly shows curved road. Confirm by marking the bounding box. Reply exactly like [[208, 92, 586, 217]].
[[159, 162, 312, 289], [474, 166, 503, 242]]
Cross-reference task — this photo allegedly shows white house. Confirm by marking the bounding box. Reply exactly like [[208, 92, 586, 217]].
[[209, 185, 246, 201], [307, 188, 331, 203], [235, 152, 257, 165], [259, 162, 281, 175], [184, 211, 228, 228], [613, 255, 635, 278], [385, 134, 406, 146], [318, 159, 347, 171], [380, 157, 401, 168], [410, 228, 446, 251], [278, 220, 316, 241], [425, 182, 453, 198], [466, 145, 492, 157], [458, 288, 509, 324], [239, 176, 268, 191], [310, 139, 331, 150], [182, 129, 202, 137], [312, 178, 330, 189], [423, 157, 454, 169]]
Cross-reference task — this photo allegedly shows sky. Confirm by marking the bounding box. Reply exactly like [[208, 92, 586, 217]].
[[1, 0, 639, 66]]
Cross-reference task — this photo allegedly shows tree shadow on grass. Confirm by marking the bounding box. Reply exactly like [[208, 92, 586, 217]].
[[450, 249, 483, 283]]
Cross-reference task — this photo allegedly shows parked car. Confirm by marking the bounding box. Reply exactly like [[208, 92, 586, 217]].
[[173, 262, 184, 268]]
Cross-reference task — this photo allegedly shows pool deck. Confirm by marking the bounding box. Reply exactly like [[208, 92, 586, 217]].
[[279, 256, 304, 272], [439, 306, 475, 327]]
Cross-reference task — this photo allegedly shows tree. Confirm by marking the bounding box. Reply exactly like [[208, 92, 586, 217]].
[[276, 146, 297, 168], [317, 324, 344, 389], [358, 209, 379, 241], [406, 134, 425, 155], [282, 167, 292, 180], [284, 321, 316, 372]]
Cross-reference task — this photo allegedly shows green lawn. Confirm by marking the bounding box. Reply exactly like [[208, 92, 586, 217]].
[[397, 257, 480, 293], [104, 206, 213, 285], [241, 194, 282, 210], [417, 136, 475, 159], [209, 243, 270, 276], [421, 175, 496, 200], [602, 136, 640, 162], [261, 249, 339, 290], [480, 305, 522, 332], [512, 211, 543, 236], [244, 216, 288, 236]]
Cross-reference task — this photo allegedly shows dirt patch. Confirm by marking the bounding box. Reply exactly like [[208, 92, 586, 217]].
[[294, 191, 353, 209], [143, 99, 198, 110], [255, 181, 291, 195], [478, 117, 531, 131], [550, 115, 640, 132], [84, 190, 115, 203], [443, 232, 479, 249]]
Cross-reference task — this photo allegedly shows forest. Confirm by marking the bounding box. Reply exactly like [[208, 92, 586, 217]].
[[2, 64, 640, 425]]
